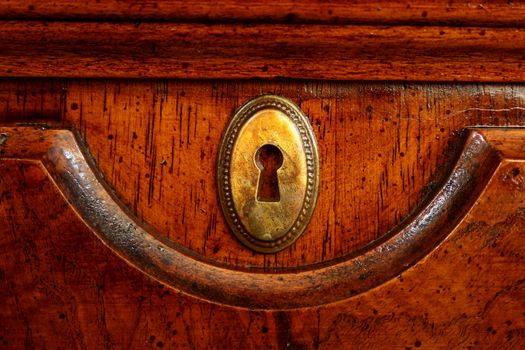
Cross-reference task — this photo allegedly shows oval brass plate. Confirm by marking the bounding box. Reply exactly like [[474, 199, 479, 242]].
[[217, 95, 319, 253]]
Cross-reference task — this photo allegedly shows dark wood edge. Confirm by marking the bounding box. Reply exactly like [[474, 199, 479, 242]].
[[0, 1, 524, 27], [1, 22, 525, 82], [0, 126, 521, 309]]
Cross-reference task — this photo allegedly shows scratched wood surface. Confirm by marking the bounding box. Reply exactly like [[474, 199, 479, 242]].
[[2, 22, 525, 81], [1, 154, 524, 348], [1, 0, 525, 346], [1, 79, 525, 270], [0, 0, 524, 26]]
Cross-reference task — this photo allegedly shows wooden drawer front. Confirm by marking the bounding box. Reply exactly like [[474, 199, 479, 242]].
[[1, 5, 525, 348]]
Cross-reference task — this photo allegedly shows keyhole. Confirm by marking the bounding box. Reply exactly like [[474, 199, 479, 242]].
[[255, 144, 284, 202]]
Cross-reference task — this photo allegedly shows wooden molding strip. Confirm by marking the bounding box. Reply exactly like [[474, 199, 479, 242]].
[[1, 126, 522, 309], [0, 1, 524, 26], [1, 22, 525, 81]]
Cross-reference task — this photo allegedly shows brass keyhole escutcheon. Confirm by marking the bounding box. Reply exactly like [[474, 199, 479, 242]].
[[255, 144, 284, 202], [217, 95, 319, 253]]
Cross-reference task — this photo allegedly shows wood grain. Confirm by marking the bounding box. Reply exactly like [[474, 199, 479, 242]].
[[0, 0, 524, 26], [0, 125, 506, 308], [1, 141, 524, 347], [0, 79, 65, 123], [2, 80, 525, 271], [2, 22, 525, 81], [1, 0, 524, 345]]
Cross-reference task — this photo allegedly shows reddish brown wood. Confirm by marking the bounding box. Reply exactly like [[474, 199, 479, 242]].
[[2, 22, 525, 81], [1, 134, 525, 347], [0, 79, 65, 123], [0, 125, 521, 309], [0, 1, 525, 344], [0, 0, 524, 26], [2, 81, 525, 271]]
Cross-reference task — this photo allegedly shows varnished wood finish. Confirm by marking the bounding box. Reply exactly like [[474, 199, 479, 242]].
[[2, 23, 525, 81], [3, 81, 525, 271], [0, 80, 65, 123], [0, 125, 521, 309], [2, 0, 525, 346], [1, 0, 524, 26], [1, 133, 525, 347]]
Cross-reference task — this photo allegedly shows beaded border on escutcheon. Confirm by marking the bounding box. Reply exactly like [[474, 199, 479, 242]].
[[217, 95, 319, 253]]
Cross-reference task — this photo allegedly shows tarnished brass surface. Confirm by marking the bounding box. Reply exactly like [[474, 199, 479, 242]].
[[217, 95, 319, 253]]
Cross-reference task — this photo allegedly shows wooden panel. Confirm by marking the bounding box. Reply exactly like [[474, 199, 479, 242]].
[[1, 152, 524, 347], [0, 126, 502, 308], [1, 0, 524, 345], [0, 79, 65, 122], [2, 80, 525, 272], [0, 0, 524, 26], [61, 81, 525, 269], [2, 23, 525, 81]]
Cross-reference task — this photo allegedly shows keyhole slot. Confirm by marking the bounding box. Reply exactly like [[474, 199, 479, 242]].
[[255, 144, 284, 202]]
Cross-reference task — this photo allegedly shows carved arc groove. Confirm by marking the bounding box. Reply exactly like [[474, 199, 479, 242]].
[[0, 126, 522, 309]]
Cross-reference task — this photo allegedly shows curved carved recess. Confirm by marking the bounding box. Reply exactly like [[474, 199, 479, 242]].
[[0, 126, 521, 309]]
